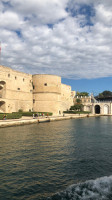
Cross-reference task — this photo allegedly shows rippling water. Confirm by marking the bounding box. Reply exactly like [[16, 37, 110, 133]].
[[1, 116, 112, 199]]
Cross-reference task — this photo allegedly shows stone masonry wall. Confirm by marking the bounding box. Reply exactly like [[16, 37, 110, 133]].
[[0, 65, 33, 113], [0, 66, 74, 115]]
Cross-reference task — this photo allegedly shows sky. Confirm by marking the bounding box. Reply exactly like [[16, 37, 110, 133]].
[[0, 0, 112, 95]]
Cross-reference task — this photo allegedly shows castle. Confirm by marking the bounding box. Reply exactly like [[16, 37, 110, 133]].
[[0, 65, 75, 115]]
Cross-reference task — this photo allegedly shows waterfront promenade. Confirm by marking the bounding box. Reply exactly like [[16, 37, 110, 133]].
[[0, 114, 97, 128]]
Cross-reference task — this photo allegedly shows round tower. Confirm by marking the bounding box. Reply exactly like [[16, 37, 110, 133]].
[[32, 74, 62, 115]]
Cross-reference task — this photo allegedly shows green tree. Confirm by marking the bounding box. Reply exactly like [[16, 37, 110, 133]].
[[80, 92, 89, 96], [76, 98, 81, 104], [99, 90, 112, 97], [76, 91, 80, 96], [70, 104, 83, 111], [76, 91, 89, 97]]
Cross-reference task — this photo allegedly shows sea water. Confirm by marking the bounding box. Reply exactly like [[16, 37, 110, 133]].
[[0, 116, 112, 200]]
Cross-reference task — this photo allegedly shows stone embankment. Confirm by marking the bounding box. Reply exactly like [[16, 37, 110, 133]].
[[0, 114, 103, 128]]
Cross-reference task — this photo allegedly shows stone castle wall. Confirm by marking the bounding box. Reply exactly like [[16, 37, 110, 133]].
[[32, 75, 74, 115], [0, 65, 74, 115], [61, 84, 73, 112], [32, 74, 62, 115], [0, 65, 33, 113]]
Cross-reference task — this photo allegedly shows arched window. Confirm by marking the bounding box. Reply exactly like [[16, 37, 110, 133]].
[[0, 101, 5, 112], [0, 81, 6, 98]]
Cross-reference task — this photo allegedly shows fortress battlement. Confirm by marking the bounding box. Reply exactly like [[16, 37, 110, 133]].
[[0, 65, 75, 115]]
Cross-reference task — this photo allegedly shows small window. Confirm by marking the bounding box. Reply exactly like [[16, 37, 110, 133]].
[[23, 78, 25, 82], [15, 76, 17, 80], [8, 74, 10, 77], [17, 88, 20, 90], [33, 99, 35, 103], [44, 83, 47, 86], [59, 110, 61, 114], [33, 85, 35, 89]]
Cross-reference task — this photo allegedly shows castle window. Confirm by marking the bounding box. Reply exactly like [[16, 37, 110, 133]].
[[17, 88, 20, 90], [33, 99, 35, 103], [15, 76, 17, 80], [44, 83, 47, 86], [33, 85, 35, 89], [8, 74, 10, 77], [23, 78, 25, 82]]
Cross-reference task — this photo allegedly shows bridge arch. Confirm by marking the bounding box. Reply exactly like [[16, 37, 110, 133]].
[[95, 105, 100, 114], [104, 104, 109, 114]]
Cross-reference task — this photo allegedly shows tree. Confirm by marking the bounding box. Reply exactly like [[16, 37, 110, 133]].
[[76, 98, 81, 104], [76, 91, 80, 96], [80, 92, 89, 96], [76, 91, 89, 97], [70, 104, 83, 111], [99, 90, 112, 97]]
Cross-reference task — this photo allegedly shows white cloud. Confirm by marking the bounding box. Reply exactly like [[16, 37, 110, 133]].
[[7, 0, 68, 24], [93, 4, 112, 26], [0, 11, 23, 29], [1, 0, 112, 79]]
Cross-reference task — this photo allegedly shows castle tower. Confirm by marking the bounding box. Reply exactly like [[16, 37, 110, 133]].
[[32, 74, 62, 115]]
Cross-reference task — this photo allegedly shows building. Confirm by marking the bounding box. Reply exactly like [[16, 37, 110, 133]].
[[74, 95, 112, 115], [0, 65, 74, 115]]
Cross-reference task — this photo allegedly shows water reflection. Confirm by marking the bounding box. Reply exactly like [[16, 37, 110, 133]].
[[1, 117, 112, 199]]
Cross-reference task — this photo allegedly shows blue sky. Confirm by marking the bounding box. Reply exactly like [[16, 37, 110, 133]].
[[62, 77, 112, 96], [0, 0, 112, 95]]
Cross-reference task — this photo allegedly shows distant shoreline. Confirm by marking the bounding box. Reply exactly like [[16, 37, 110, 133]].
[[0, 114, 111, 128]]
